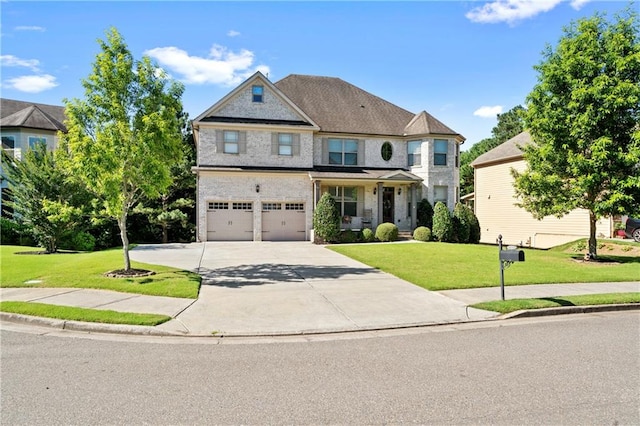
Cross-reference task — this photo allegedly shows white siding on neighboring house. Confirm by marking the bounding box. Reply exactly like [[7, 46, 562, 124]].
[[475, 158, 611, 248]]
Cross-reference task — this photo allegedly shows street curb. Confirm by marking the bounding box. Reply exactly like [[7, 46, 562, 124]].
[[499, 303, 640, 319], [2, 304, 638, 338]]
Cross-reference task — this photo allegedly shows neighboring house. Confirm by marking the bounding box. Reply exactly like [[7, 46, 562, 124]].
[[1, 98, 67, 214], [192, 72, 464, 241], [471, 131, 612, 248]]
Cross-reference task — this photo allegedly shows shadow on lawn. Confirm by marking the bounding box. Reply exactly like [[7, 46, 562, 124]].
[[540, 297, 576, 306], [200, 263, 375, 288]]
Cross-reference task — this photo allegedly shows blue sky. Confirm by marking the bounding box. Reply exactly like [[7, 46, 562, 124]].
[[0, 1, 632, 149]]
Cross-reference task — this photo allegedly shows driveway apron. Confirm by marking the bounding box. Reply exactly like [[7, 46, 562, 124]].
[[131, 242, 495, 335]]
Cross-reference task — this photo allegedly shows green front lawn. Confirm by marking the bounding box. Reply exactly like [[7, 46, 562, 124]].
[[329, 241, 640, 291], [472, 293, 640, 314], [0, 245, 200, 298]]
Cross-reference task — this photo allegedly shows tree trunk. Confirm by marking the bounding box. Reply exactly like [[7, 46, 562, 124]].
[[588, 210, 597, 260], [118, 212, 131, 271]]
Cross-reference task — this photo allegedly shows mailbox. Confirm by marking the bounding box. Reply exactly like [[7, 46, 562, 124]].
[[499, 249, 525, 262]]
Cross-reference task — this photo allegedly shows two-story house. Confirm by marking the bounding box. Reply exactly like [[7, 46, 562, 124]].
[[192, 72, 464, 241], [1, 98, 67, 214]]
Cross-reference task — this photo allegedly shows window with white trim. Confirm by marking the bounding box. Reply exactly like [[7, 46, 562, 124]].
[[224, 131, 239, 154], [28, 136, 47, 150], [407, 140, 421, 166], [285, 203, 304, 211], [233, 202, 252, 210], [434, 186, 448, 207], [328, 138, 358, 165], [252, 85, 264, 103], [262, 203, 282, 211], [2, 135, 16, 158], [434, 139, 448, 166], [278, 133, 293, 156], [208, 202, 229, 210], [326, 186, 360, 216]]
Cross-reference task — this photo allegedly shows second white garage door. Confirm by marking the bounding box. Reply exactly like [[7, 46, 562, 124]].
[[207, 202, 253, 241], [262, 202, 306, 241]]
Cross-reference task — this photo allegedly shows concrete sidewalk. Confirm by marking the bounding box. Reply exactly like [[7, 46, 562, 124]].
[[1, 242, 638, 337]]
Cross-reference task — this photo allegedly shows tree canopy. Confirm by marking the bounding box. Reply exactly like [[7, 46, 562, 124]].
[[513, 8, 640, 258], [60, 27, 185, 270]]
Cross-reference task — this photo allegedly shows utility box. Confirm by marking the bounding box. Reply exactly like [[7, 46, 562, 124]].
[[499, 249, 525, 262]]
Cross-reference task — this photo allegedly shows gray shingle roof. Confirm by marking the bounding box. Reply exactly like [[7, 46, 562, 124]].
[[471, 131, 532, 168], [0, 98, 67, 132], [274, 74, 460, 138]]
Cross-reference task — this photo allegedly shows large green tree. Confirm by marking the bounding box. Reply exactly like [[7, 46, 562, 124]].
[[460, 105, 525, 195], [60, 27, 185, 271], [1, 144, 91, 253], [513, 9, 640, 258]]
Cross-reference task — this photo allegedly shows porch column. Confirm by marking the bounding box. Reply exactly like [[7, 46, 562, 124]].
[[411, 183, 417, 229], [314, 180, 322, 207], [376, 182, 384, 227]]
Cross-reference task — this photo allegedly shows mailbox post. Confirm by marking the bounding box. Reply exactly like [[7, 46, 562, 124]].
[[497, 234, 525, 300]]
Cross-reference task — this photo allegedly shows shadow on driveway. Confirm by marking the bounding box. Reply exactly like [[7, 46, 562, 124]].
[[200, 263, 376, 288]]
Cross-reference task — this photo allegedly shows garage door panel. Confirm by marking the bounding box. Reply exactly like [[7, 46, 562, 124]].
[[262, 203, 306, 241], [207, 202, 253, 241]]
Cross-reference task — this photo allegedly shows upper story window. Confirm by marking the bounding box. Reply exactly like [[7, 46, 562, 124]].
[[381, 142, 393, 161], [252, 85, 264, 103], [407, 140, 421, 166], [329, 138, 358, 165], [2, 136, 16, 158], [216, 130, 247, 154], [434, 139, 448, 166], [28, 136, 47, 150], [455, 143, 460, 168], [278, 133, 293, 156], [224, 131, 239, 154]]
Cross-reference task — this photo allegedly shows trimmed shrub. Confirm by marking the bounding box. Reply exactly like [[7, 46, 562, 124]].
[[453, 203, 471, 243], [361, 228, 375, 243], [417, 198, 434, 229], [413, 226, 432, 242], [313, 192, 341, 243], [432, 202, 453, 242], [466, 207, 481, 244], [375, 222, 398, 242], [71, 231, 96, 252], [0, 218, 35, 246], [339, 229, 359, 243]]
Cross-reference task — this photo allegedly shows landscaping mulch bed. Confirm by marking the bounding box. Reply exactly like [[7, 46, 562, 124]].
[[104, 269, 155, 278]]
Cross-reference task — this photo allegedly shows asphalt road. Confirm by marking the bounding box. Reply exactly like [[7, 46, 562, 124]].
[[1, 312, 638, 425]]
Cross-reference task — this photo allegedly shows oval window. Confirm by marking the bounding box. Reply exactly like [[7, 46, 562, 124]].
[[381, 142, 393, 161]]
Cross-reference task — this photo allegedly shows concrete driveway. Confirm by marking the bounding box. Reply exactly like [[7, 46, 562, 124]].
[[130, 242, 496, 335]]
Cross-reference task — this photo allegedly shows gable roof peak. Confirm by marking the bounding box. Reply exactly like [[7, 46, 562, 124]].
[[404, 110, 464, 141]]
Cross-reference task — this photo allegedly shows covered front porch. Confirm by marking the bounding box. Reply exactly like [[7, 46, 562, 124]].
[[310, 168, 423, 232]]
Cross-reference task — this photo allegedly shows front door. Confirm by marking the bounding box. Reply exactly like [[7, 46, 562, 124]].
[[383, 187, 394, 224]]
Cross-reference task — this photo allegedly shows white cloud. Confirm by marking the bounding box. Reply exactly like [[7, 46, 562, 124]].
[[4, 74, 58, 93], [145, 44, 270, 86], [227, 30, 241, 37], [15, 26, 46, 32], [1, 54, 40, 71], [473, 105, 503, 118], [570, 0, 590, 10], [466, 0, 562, 24]]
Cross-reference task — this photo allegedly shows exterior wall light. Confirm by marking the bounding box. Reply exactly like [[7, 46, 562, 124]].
[[256, 184, 260, 193], [398, 188, 402, 195], [373, 187, 377, 195]]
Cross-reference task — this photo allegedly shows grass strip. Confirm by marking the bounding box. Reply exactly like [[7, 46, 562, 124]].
[[0, 301, 171, 326], [471, 292, 640, 314], [1, 245, 201, 299]]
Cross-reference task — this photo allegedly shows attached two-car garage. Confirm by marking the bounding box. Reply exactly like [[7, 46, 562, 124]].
[[206, 201, 306, 241]]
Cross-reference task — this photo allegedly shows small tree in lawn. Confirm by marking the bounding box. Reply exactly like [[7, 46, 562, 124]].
[[313, 192, 341, 243], [513, 9, 640, 259], [60, 27, 185, 272], [432, 202, 453, 242]]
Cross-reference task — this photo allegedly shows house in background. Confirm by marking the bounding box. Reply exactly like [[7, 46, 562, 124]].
[[471, 131, 612, 248], [192, 72, 464, 241], [1, 98, 67, 214]]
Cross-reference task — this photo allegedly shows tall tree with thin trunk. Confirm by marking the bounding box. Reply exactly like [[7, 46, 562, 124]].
[[513, 8, 640, 259], [60, 27, 185, 271]]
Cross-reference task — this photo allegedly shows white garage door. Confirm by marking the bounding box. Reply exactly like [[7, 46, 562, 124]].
[[207, 202, 253, 241], [262, 202, 306, 241]]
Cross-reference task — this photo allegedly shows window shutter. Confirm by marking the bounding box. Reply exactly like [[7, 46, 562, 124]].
[[239, 131, 247, 154], [292, 134, 301, 156], [357, 140, 365, 166], [357, 186, 365, 216], [322, 138, 329, 164], [271, 133, 279, 155], [216, 130, 223, 153]]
